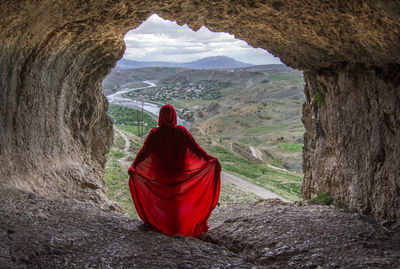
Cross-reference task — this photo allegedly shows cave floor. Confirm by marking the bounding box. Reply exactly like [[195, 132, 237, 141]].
[[1, 189, 399, 268]]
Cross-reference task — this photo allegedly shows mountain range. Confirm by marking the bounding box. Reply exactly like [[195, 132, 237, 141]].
[[116, 56, 254, 69]]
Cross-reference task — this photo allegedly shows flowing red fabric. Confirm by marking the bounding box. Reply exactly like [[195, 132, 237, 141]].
[[128, 104, 221, 237]]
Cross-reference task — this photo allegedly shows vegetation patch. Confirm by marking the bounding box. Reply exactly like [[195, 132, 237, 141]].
[[245, 124, 288, 135], [107, 104, 157, 136], [109, 149, 125, 159], [117, 125, 146, 137], [268, 74, 296, 80], [105, 159, 138, 219], [278, 143, 303, 152], [238, 136, 263, 146], [108, 104, 157, 126], [128, 138, 142, 155], [113, 134, 125, 151], [314, 92, 324, 107], [206, 145, 302, 201], [309, 192, 334, 205]]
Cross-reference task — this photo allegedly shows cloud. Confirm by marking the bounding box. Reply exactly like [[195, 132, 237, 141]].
[[123, 14, 282, 65]]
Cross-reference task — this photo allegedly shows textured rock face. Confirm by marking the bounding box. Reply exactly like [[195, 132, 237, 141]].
[[302, 64, 400, 220], [0, 189, 251, 268], [0, 1, 399, 216], [0, 1, 133, 206], [2, 190, 399, 268], [206, 200, 400, 268]]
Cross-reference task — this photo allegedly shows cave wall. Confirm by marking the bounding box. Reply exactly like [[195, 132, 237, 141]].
[[302, 64, 400, 220], [0, 1, 137, 206], [0, 0, 399, 218]]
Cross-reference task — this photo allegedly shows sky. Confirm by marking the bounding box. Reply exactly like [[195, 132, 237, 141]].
[[123, 14, 282, 65]]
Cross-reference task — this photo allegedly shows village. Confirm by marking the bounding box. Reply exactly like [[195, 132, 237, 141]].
[[125, 80, 223, 102]]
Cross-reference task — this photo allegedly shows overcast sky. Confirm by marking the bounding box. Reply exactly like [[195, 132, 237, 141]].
[[123, 14, 282, 65]]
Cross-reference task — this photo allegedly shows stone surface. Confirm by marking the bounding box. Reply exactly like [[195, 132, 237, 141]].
[[1, 190, 399, 268], [0, 1, 400, 217], [0, 189, 252, 268], [302, 63, 400, 221], [206, 199, 400, 268]]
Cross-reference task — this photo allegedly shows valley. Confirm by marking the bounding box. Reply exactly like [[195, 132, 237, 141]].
[[103, 63, 306, 214]]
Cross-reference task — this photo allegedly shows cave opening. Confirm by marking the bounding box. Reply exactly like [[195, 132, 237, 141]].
[[2, 2, 400, 266], [103, 14, 305, 218], [1, 1, 398, 225]]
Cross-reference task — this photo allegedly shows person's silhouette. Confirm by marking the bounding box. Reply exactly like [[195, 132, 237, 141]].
[[128, 104, 221, 237]]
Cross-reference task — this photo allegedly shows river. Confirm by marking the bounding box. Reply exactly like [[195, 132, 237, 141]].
[[106, 81, 189, 128]]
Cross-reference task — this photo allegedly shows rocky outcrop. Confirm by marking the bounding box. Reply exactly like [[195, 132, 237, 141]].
[[0, 1, 399, 217], [302, 63, 400, 221]]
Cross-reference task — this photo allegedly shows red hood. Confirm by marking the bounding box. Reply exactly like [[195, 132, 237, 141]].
[[158, 104, 177, 127]]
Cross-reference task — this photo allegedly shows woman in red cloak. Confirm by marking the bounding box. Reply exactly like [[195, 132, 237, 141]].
[[128, 104, 221, 237]]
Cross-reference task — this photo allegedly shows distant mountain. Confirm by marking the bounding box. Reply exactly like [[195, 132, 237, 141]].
[[181, 56, 253, 69], [159, 69, 264, 85], [240, 64, 291, 70], [116, 56, 253, 70]]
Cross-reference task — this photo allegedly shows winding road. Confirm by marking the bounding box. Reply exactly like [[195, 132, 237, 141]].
[[221, 171, 289, 202]]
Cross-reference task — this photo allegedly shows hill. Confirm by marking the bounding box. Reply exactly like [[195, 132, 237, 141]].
[[102, 67, 187, 95], [159, 69, 264, 85], [240, 64, 291, 70], [181, 56, 252, 69], [116, 56, 253, 69]]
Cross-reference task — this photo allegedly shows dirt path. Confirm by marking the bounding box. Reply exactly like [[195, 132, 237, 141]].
[[221, 171, 289, 202], [114, 127, 133, 170], [115, 128, 131, 157]]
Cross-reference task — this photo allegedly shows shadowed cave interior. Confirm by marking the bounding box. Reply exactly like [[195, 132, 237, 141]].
[[0, 1, 400, 267]]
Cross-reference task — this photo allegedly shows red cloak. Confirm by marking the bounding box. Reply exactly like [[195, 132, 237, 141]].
[[128, 104, 221, 237]]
